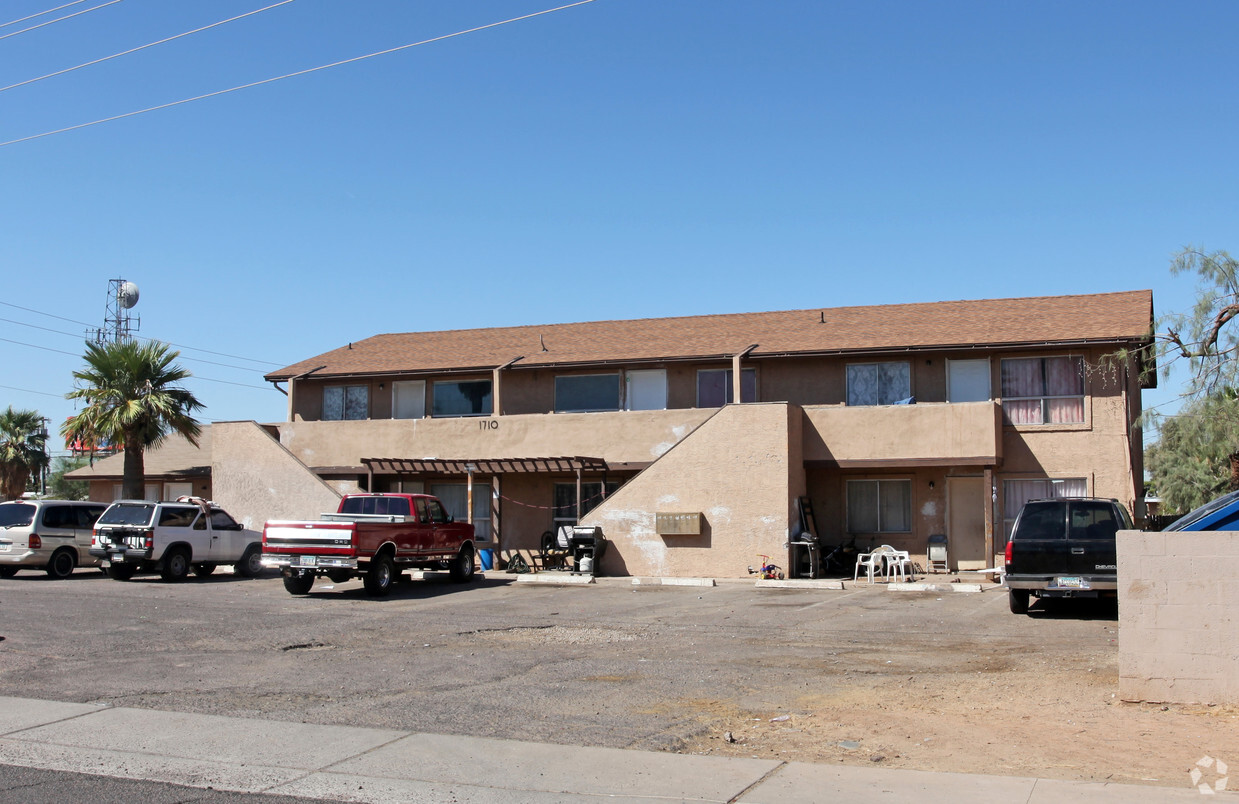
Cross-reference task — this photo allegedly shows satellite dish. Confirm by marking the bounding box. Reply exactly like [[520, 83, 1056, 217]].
[[117, 281, 139, 309]]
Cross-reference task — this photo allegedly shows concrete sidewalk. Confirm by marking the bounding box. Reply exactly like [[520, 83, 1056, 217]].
[[0, 696, 1210, 802]]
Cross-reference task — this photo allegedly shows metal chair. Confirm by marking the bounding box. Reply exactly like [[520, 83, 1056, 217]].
[[927, 534, 948, 573]]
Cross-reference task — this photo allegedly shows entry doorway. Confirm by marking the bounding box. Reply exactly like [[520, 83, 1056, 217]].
[[948, 476, 987, 570]]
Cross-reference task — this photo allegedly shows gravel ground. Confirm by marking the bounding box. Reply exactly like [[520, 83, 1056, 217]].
[[0, 567, 1234, 791]]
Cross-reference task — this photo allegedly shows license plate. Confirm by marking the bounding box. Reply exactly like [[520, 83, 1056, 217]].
[[111, 554, 125, 563], [296, 556, 318, 567], [1054, 576, 1087, 589]]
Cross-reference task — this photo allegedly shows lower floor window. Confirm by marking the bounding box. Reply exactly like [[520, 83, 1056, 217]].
[[553, 481, 619, 529], [432, 482, 493, 541], [1002, 477, 1087, 539], [846, 479, 911, 533]]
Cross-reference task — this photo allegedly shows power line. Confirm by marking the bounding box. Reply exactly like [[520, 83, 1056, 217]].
[[0, 0, 601, 147], [0, 0, 91, 29], [1, 1, 297, 94], [0, 383, 64, 399], [0, 299, 285, 367], [0, 0, 122, 43]]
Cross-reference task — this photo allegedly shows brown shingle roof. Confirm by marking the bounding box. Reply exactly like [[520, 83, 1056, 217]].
[[265, 290, 1154, 380], [65, 428, 211, 481]]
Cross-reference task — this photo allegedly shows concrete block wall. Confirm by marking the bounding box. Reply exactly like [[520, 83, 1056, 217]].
[[1118, 529, 1239, 705], [582, 402, 802, 578]]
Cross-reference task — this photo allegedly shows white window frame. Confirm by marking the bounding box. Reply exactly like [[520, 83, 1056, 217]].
[[947, 358, 991, 403], [392, 380, 426, 420], [1000, 356, 1085, 425], [624, 369, 667, 411]]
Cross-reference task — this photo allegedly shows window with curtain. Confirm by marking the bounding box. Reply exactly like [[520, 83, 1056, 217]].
[[432, 379, 493, 417], [696, 368, 756, 407], [323, 385, 368, 420], [555, 374, 621, 412], [1002, 477, 1087, 539], [431, 483, 492, 541], [1000, 356, 1084, 425], [846, 479, 911, 533], [846, 362, 911, 406]]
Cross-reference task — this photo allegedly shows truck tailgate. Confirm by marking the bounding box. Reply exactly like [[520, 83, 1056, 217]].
[[263, 521, 357, 555]]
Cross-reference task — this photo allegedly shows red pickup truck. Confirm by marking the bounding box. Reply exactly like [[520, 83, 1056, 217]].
[[261, 493, 476, 597]]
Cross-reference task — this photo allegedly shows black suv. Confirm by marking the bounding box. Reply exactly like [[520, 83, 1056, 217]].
[[1003, 497, 1133, 614]]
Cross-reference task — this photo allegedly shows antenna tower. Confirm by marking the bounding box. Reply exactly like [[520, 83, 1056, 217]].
[[90, 278, 140, 343]]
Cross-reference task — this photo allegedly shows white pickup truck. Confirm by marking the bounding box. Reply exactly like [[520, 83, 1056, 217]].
[[90, 497, 263, 582]]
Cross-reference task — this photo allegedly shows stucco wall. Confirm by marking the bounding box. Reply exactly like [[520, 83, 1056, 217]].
[[583, 403, 801, 578], [210, 421, 347, 531], [802, 401, 1000, 465], [1118, 529, 1239, 705]]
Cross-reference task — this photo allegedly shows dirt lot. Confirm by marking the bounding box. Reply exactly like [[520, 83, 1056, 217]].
[[0, 570, 1235, 795]]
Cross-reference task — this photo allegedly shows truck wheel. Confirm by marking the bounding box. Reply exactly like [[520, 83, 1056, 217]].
[[161, 548, 191, 582], [107, 563, 136, 581], [363, 554, 395, 597], [449, 545, 475, 583], [234, 545, 263, 578], [0, 566, 20, 578], [1009, 589, 1031, 614], [193, 563, 216, 577], [46, 549, 76, 579], [283, 573, 314, 595]]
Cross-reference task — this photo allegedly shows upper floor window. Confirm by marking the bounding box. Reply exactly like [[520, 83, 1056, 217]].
[[324, 385, 368, 420], [555, 374, 621, 413], [847, 362, 911, 406], [947, 359, 991, 403], [1001, 357, 1084, 425], [432, 379, 492, 417], [697, 368, 756, 408], [393, 380, 426, 419], [625, 369, 667, 411]]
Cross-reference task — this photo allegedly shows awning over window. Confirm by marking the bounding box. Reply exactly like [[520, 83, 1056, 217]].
[[360, 456, 609, 475]]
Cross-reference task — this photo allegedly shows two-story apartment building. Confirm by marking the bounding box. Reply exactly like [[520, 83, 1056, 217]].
[[192, 289, 1150, 579]]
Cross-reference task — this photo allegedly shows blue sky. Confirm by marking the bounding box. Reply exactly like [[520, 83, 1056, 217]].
[[1, 0, 1235, 449]]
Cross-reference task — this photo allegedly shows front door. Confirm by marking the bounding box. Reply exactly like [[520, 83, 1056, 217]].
[[948, 477, 987, 570]]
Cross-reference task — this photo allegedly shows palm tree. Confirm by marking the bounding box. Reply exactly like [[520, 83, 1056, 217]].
[[0, 407, 49, 500], [61, 340, 204, 500]]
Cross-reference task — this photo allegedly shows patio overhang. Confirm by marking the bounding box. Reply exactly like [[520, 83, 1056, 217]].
[[360, 456, 609, 475]]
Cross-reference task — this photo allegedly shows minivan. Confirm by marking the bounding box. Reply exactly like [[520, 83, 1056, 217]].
[[0, 499, 109, 578]]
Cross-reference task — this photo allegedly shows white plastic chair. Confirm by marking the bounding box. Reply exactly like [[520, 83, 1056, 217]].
[[853, 545, 893, 583], [885, 549, 914, 582]]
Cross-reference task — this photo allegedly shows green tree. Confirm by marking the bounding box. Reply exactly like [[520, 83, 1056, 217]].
[[47, 455, 91, 500], [1146, 391, 1239, 512], [0, 406, 49, 500], [61, 340, 204, 500], [1154, 246, 1239, 396]]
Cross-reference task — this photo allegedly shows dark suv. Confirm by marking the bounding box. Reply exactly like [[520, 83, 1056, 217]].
[[1003, 497, 1133, 614]]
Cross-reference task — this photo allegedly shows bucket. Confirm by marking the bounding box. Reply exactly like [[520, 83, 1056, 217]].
[[478, 549, 494, 571]]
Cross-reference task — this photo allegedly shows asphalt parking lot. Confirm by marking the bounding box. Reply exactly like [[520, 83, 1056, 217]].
[[0, 567, 1115, 753]]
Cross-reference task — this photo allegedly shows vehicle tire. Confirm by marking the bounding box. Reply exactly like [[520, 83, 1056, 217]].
[[46, 549, 76, 579], [1009, 589, 1031, 614], [107, 563, 136, 581], [363, 553, 395, 597], [160, 548, 191, 582], [234, 545, 263, 578], [449, 544, 475, 583], [0, 566, 19, 578], [193, 563, 216, 577], [283, 572, 314, 595]]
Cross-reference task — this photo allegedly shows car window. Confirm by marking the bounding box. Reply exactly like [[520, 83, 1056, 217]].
[[414, 497, 429, 523], [41, 505, 76, 529], [98, 503, 156, 527], [0, 503, 36, 528], [158, 507, 198, 528], [426, 499, 449, 524], [75, 505, 107, 528], [1069, 503, 1119, 540], [209, 510, 239, 530], [1012, 501, 1065, 540]]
